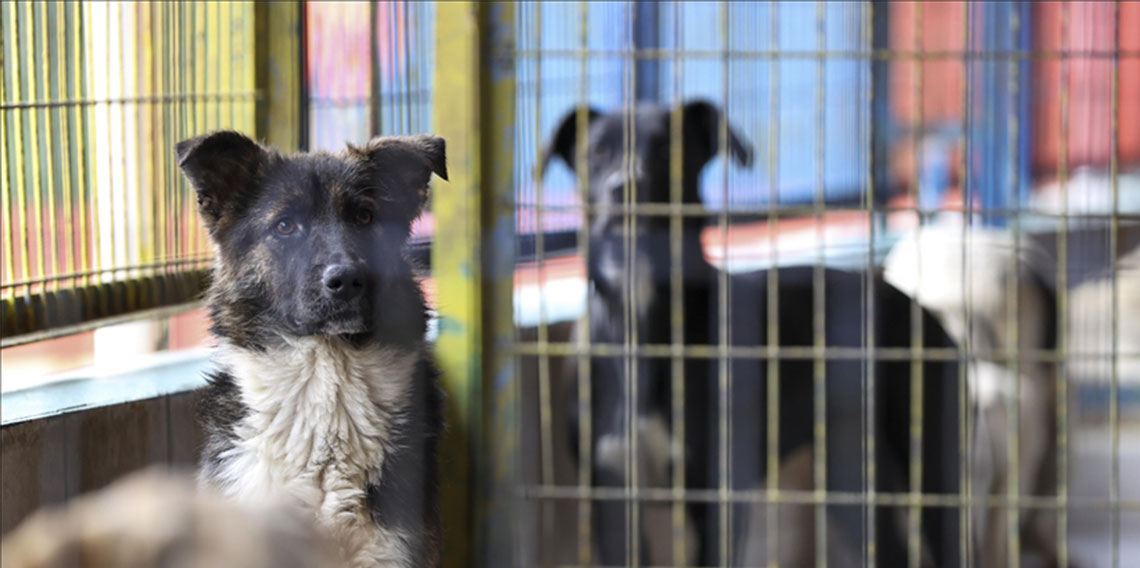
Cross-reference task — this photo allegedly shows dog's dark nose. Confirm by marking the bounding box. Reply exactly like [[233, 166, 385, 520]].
[[322, 264, 364, 300]]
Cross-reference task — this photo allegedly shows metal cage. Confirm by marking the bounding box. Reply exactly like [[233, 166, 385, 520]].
[[431, 2, 1140, 567]]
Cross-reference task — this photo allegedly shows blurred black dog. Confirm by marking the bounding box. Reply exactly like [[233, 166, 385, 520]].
[[177, 130, 446, 567], [542, 100, 961, 566]]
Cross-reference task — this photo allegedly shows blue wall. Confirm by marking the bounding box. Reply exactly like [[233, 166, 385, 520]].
[[519, 1, 873, 219]]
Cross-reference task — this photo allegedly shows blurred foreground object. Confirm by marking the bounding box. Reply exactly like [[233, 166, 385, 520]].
[[1, 468, 340, 568]]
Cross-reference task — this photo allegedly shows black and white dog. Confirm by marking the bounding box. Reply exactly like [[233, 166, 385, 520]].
[[885, 225, 1062, 567], [543, 101, 962, 566], [177, 131, 447, 567]]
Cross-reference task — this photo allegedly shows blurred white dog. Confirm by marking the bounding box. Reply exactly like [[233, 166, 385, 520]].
[[885, 224, 1060, 567], [1068, 245, 1140, 385]]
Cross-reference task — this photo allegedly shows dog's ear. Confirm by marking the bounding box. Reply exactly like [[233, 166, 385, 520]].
[[539, 106, 601, 177], [352, 134, 447, 220], [682, 99, 753, 169], [176, 130, 268, 233]]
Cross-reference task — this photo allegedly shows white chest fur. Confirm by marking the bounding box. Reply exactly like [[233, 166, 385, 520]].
[[206, 337, 418, 566]]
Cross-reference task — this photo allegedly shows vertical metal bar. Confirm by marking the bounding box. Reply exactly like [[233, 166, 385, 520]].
[[255, 1, 303, 152], [1006, 5, 1025, 567], [172, 1, 183, 266], [25, 1, 46, 286], [192, 1, 206, 255], [812, 3, 828, 566], [12, 2, 30, 289], [958, 2, 973, 563], [170, 1, 180, 265], [228, 1, 239, 132], [382, 2, 392, 134], [908, 4, 926, 567], [135, 1, 147, 279], [44, 1, 66, 288], [433, 3, 479, 562], [44, 1, 61, 288], [485, 5, 517, 563], [153, 1, 166, 272], [56, 1, 75, 282], [160, 0, 171, 268], [1109, 4, 1121, 566], [164, 0, 176, 272], [370, 0, 380, 138], [212, 1, 223, 131], [205, 1, 216, 132], [624, 7, 639, 563], [14, 0, 34, 288], [416, 1, 427, 132], [764, 2, 781, 566], [381, 2, 391, 135], [390, 2, 401, 133], [381, 2, 391, 134], [410, 1, 422, 133], [574, 2, 593, 564], [123, 2, 136, 281], [298, 1, 309, 151], [247, 3, 257, 138], [668, 3, 688, 563], [178, 0, 189, 256], [0, 1, 12, 294], [183, 0, 194, 262], [530, 4, 557, 564], [402, 1, 412, 134], [98, 0, 113, 285], [1056, 4, 1071, 565], [432, 3, 515, 565], [130, 1, 144, 277], [718, 2, 732, 564], [140, 2, 155, 272], [863, 3, 878, 565], [35, 0, 55, 288], [78, 1, 92, 286]]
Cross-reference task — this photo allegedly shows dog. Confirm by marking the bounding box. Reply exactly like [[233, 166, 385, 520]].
[[1069, 244, 1140, 387], [884, 225, 1062, 567], [1, 468, 341, 568], [176, 130, 447, 567], [542, 100, 962, 566]]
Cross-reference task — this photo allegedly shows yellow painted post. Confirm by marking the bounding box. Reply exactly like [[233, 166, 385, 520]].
[[254, 1, 302, 151], [433, 2, 515, 566]]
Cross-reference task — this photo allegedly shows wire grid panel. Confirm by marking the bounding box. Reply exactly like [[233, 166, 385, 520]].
[[0, 2, 257, 301], [305, 1, 434, 149], [498, 1, 1140, 567], [304, 0, 435, 244]]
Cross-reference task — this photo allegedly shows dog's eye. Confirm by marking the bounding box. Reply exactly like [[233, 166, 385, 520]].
[[354, 209, 373, 226], [275, 219, 297, 236]]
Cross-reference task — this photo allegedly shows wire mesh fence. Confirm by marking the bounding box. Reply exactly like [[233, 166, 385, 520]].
[[498, 2, 1140, 567], [0, 0, 438, 347], [0, 1, 257, 343]]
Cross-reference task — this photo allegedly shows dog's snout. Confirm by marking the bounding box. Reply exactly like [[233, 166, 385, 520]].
[[322, 264, 365, 300]]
